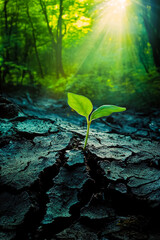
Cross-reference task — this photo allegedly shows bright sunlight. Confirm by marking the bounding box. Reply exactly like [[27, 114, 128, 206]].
[[75, 0, 137, 82], [103, 0, 131, 30], [108, 0, 129, 11]]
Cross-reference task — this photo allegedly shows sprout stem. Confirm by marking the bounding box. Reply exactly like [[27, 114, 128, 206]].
[[83, 120, 91, 150]]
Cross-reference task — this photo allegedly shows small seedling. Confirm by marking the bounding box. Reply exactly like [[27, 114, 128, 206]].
[[67, 92, 126, 150]]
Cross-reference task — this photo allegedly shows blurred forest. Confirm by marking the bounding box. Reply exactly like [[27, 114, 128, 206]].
[[0, 0, 160, 109]]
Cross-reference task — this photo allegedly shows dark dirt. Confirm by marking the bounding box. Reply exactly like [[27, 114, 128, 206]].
[[0, 93, 160, 240]]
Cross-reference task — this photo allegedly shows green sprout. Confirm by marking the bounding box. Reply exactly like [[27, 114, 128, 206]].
[[67, 92, 126, 150]]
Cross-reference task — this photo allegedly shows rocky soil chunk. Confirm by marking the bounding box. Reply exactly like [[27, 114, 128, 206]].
[[15, 119, 58, 135], [0, 191, 32, 230], [0, 132, 73, 190], [87, 133, 160, 206], [65, 149, 85, 167], [43, 165, 92, 225], [0, 96, 21, 119], [56, 223, 98, 240]]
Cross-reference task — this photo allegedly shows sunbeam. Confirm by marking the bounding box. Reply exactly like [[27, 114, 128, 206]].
[[75, 0, 134, 75]]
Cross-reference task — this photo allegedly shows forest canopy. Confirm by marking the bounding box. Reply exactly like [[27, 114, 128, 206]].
[[0, 0, 160, 108]]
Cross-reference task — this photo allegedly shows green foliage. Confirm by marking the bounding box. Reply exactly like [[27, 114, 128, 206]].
[[67, 92, 93, 118], [90, 105, 126, 121], [67, 92, 126, 149], [66, 74, 107, 99], [0, 0, 160, 110]]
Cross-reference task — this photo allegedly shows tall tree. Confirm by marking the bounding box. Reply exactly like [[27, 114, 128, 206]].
[[26, 1, 44, 79], [39, 0, 92, 78], [142, 0, 160, 71], [0, 0, 92, 85], [39, 0, 65, 78], [0, 0, 10, 88]]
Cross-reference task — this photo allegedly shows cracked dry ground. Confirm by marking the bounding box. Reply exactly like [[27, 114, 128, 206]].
[[0, 95, 160, 240]]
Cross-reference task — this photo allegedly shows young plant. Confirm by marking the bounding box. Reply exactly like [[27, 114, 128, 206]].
[[67, 92, 126, 150]]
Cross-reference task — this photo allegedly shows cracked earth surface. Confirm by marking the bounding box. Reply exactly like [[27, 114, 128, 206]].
[[0, 94, 160, 240]]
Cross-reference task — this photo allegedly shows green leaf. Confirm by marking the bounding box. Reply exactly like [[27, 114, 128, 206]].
[[90, 105, 126, 121], [68, 92, 93, 118]]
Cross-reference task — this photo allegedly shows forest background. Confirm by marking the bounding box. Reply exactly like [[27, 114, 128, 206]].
[[0, 0, 160, 109]]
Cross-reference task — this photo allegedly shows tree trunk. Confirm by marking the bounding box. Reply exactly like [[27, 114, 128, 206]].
[[57, 0, 66, 78], [21, 26, 31, 85], [142, 0, 160, 71], [26, 2, 44, 79], [1, 0, 10, 87], [39, 0, 66, 79]]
